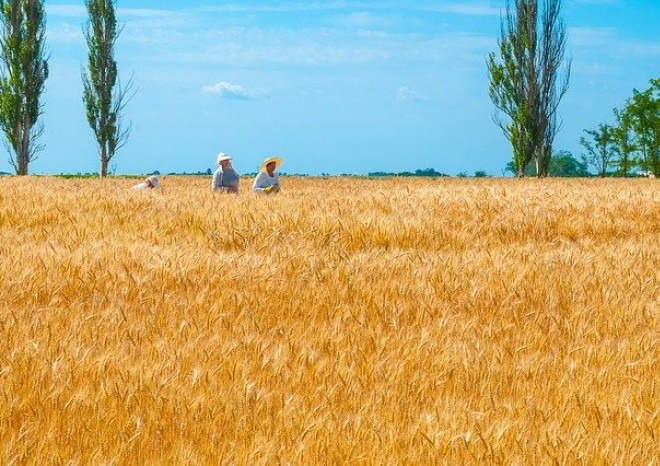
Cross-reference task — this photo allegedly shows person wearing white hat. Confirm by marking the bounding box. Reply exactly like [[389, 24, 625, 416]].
[[252, 156, 283, 194], [133, 175, 160, 190], [212, 152, 240, 193]]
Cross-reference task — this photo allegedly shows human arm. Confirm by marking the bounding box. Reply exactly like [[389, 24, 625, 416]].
[[211, 169, 223, 191], [252, 172, 268, 193], [252, 172, 280, 193]]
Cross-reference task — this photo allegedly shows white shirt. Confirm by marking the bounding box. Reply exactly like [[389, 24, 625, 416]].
[[252, 172, 280, 193]]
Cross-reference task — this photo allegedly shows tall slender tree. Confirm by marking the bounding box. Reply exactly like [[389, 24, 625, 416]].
[[0, 0, 49, 175], [488, 0, 571, 177], [488, 2, 533, 177], [82, 0, 132, 178], [536, 0, 571, 176]]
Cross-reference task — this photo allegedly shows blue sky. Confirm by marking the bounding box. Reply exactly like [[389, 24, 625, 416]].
[[4, 0, 659, 176]]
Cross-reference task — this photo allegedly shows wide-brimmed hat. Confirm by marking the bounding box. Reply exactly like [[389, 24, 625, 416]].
[[260, 156, 283, 173], [217, 152, 232, 164], [147, 175, 160, 188]]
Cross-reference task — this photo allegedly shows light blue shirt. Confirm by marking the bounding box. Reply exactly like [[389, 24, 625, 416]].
[[212, 166, 240, 191]]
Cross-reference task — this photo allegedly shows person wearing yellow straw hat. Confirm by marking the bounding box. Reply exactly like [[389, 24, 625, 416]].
[[212, 152, 240, 193], [252, 156, 283, 194]]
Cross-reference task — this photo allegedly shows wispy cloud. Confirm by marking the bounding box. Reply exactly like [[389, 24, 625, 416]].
[[340, 12, 384, 29], [192, 2, 501, 16], [421, 2, 500, 16], [570, 27, 660, 58], [569, 27, 618, 47], [118, 8, 181, 19], [46, 1, 498, 68], [570, 0, 619, 4], [202, 81, 268, 100], [397, 86, 427, 102], [47, 4, 177, 19]]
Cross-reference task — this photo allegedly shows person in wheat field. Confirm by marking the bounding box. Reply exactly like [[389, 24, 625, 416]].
[[133, 175, 160, 190], [212, 152, 240, 193], [252, 157, 283, 194]]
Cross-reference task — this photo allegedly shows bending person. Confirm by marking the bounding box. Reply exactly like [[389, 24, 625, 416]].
[[133, 175, 160, 189], [253, 156, 283, 194], [212, 152, 240, 193]]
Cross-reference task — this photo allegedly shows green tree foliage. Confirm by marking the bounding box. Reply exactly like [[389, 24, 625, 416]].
[[368, 168, 448, 177], [611, 107, 636, 177], [549, 150, 588, 177], [624, 78, 659, 177], [582, 78, 658, 177], [504, 160, 535, 176], [0, 0, 48, 175], [487, 0, 570, 177], [82, 0, 132, 178], [487, 2, 531, 177], [505, 150, 587, 177], [579, 123, 616, 177]]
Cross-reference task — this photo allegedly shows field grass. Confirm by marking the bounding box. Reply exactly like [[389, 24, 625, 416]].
[[0, 175, 658, 464]]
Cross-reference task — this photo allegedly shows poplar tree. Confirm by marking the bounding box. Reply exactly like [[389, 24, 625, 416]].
[[82, 0, 132, 178], [487, 0, 570, 177], [0, 0, 48, 175]]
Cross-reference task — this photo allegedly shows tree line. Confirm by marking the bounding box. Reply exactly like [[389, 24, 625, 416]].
[[0, 0, 129, 177]]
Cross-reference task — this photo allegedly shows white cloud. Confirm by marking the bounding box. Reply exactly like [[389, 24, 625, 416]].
[[397, 86, 427, 102], [202, 81, 268, 100], [569, 27, 617, 47]]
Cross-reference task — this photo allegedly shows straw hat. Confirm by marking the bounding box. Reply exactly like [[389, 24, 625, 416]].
[[217, 152, 232, 164], [260, 156, 283, 173], [147, 176, 160, 188]]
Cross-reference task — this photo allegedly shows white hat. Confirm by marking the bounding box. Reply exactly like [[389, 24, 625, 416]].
[[217, 152, 232, 164], [147, 176, 160, 188], [260, 156, 283, 173]]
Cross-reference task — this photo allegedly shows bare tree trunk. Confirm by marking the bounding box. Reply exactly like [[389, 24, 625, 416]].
[[15, 120, 28, 175], [100, 145, 108, 178], [19, 113, 30, 175]]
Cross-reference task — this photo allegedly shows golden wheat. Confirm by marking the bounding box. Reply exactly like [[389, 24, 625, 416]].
[[0, 176, 658, 464]]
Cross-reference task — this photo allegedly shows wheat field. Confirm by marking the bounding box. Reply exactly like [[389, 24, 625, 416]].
[[0, 175, 658, 464]]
